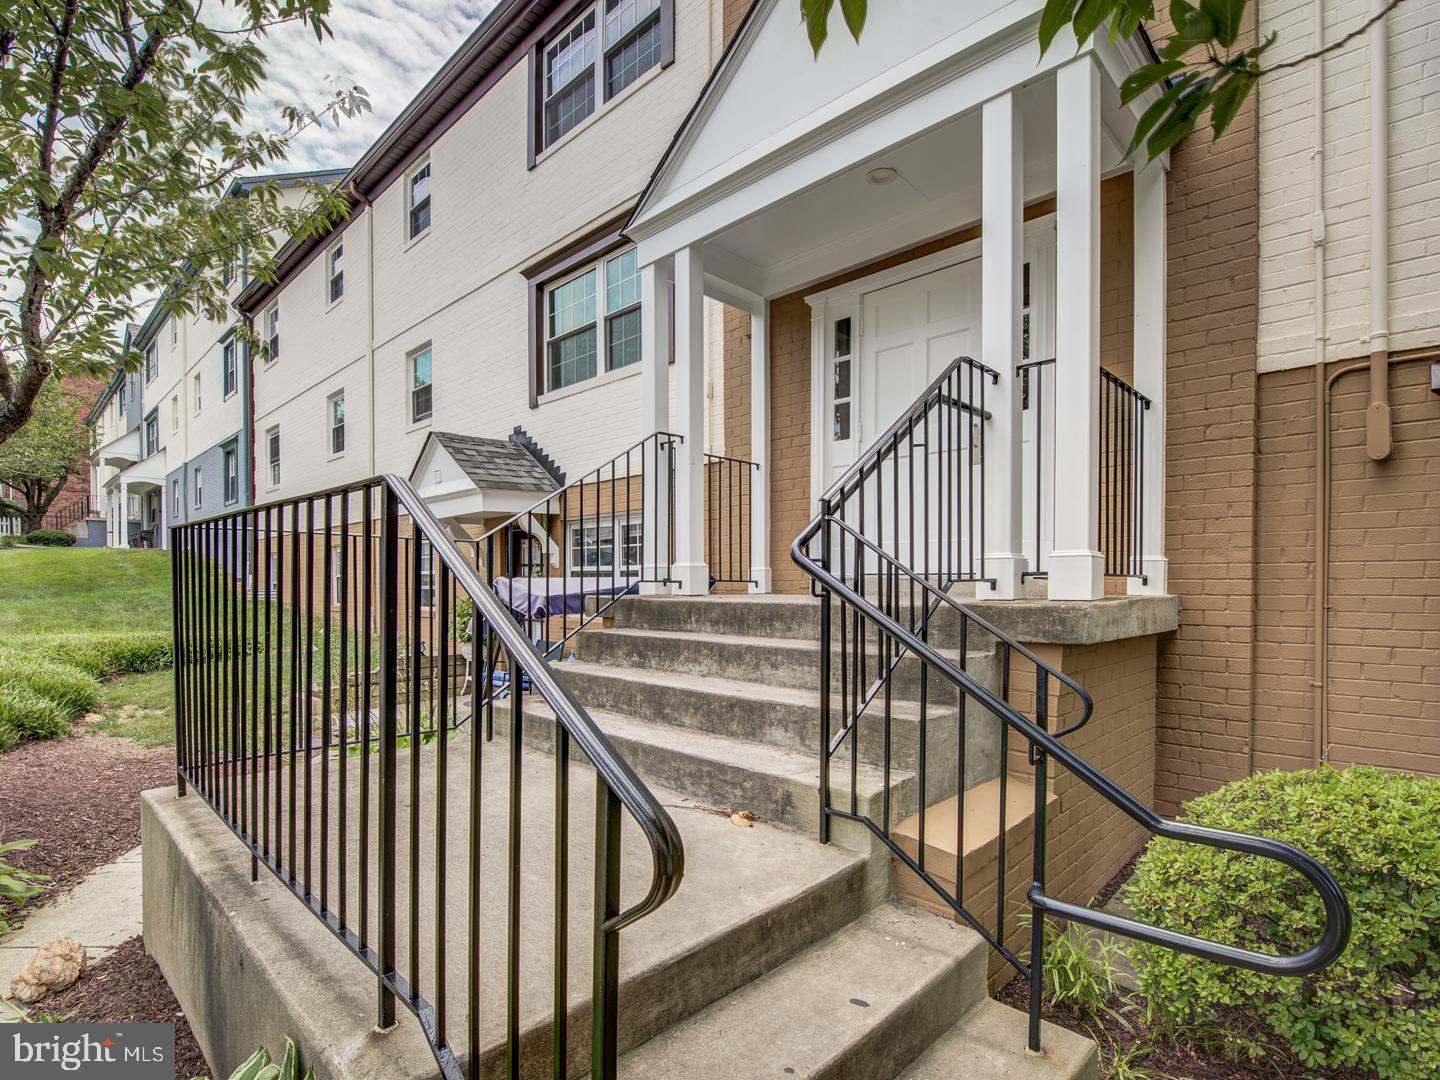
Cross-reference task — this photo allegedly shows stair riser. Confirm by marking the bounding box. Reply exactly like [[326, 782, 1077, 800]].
[[578, 629, 1000, 700], [555, 666, 1000, 790]]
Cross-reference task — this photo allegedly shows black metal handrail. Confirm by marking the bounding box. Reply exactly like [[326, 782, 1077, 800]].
[[793, 370, 1350, 1052], [171, 474, 684, 1080], [704, 451, 759, 586]]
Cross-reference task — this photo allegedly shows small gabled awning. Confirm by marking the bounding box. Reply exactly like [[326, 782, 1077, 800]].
[[409, 428, 563, 521]]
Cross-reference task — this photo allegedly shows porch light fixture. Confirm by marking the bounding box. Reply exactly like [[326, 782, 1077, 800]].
[[865, 166, 899, 186]]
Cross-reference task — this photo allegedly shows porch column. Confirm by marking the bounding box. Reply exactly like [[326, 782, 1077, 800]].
[[1048, 55, 1105, 601], [640, 256, 673, 593], [978, 90, 1026, 599], [672, 245, 710, 595], [749, 303, 773, 593], [118, 479, 129, 548], [1130, 160, 1169, 595]]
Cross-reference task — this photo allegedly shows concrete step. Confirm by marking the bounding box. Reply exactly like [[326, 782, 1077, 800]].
[[516, 699, 912, 840], [618, 903, 989, 1080], [576, 624, 1000, 699], [896, 998, 1099, 1080], [609, 593, 822, 640], [554, 660, 1001, 792]]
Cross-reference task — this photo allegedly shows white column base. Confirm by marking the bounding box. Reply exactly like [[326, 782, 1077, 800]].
[[673, 562, 710, 596], [1046, 550, 1104, 601], [749, 566, 773, 594], [1129, 556, 1169, 596], [638, 580, 674, 596], [977, 553, 1027, 600]]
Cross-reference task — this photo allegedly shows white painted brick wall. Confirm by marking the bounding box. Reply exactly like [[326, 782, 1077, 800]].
[[1258, 0, 1440, 372], [257, 0, 722, 505]]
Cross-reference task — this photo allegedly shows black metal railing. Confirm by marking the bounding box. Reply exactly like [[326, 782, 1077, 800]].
[[1018, 360, 1149, 581], [466, 432, 678, 668], [792, 361, 1350, 1054], [42, 496, 93, 531], [703, 452, 758, 586], [172, 475, 684, 1079]]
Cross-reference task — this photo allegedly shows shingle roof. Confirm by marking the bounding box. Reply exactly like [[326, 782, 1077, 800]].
[[429, 431, 560, 493]]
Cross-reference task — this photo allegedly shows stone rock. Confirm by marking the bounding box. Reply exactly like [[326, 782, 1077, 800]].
[[9, 938, 86, 1003]]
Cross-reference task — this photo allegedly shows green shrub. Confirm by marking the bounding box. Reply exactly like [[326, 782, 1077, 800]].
[[0, 683, 73, 740], [20, 529, 76, 547], [1124, 765, 1440, 1078], [0, 657, 100, 719], [0, 839, 47, 935], [39, 632, 173, 678]]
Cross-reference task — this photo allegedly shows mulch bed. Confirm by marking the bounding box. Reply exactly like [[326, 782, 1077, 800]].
[[0, 727, 173, 908], [39, 936, 210, 1079]]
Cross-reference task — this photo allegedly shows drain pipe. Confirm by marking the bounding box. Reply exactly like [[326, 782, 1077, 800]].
[[1309, 0, 1329, 769], [1365, 0, 1392, 461]]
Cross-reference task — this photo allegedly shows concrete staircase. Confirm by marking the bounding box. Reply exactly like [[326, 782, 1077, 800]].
[[535, 593, 1097, 1079]]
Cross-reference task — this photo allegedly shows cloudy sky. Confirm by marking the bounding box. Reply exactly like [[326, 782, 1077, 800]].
[[251, 0, 500, 173]]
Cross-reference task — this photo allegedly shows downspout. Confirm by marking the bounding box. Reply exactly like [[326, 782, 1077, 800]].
[[1309, 0, 1329, 769], [347, 181, 377, 477], [244, 313, 256, 505], [1365, 0, 1391, 462]]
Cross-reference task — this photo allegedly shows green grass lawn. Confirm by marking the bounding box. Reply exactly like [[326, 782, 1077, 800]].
[[0, 547, 175, 746]]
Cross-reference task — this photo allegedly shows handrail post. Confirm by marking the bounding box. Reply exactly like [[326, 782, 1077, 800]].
[[817, 506, 832, 846], [1028, 666, 1050, 1053], [592, 778, 622, 1079], [376, 483, 399, 1031]]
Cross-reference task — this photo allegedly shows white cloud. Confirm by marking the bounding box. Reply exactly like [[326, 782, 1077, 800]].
[[250, 0, 500, 173]]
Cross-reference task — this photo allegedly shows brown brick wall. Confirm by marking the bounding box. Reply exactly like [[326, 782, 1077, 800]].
[[722, 0, 750, 46], [1253, 357, 1440, 779]]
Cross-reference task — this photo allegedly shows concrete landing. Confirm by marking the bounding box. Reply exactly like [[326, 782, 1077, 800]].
[[143, 731, 878, 1080]]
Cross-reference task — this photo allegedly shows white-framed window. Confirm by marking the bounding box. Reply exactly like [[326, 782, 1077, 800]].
[[192, 465, 203, 509], [171, 394, 180, 432], [221, 254, 236, 287], [222, 336, 238, 398], [331, 544, 343, 602], [417, 538, 435, 608], [223, 445, 239, 504], [128, 493, 142, 521], [328, 241, 344, 303], [567, 517, 642, 578], [143, 410, 159, 457], [539, 0, 665, 152], [143, 342, 157, 384], [171, 479, 181, 517], [328, 391, 346, 455], [118, 380, 128, 415], [266, 427, 280, 487], [407, 160, 431, 240], [543, 246, 641, 392], [831, 315, 852, 443], [263, 304, 279, 363], [169, 315, 177, 346], [193, 372, 202, 415], [409, 347, 433, 423]]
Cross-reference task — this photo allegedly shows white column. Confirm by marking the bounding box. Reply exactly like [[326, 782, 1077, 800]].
[[1131, 160, 1168, 595], [749, 303, 772, 593], [118, 480, 129, 548], [672, 245, 710, 595], [640, 256, 673, 593], [978, 90, 1027, 599], [1048, 55, 1105, 601]]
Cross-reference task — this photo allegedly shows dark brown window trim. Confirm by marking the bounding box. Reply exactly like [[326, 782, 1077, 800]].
[[527, 0, 675, 170]]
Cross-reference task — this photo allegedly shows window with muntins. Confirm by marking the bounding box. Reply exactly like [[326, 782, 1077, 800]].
[[410, 349, 433, 423], [330, 392, 345, 455], [329, 242, 344, 303], [408, 163, 431, 239], [143, 411, 159, 457], [144, 343, 157, 384], [544, 246, 641, 393], [537, 0, 668, 154], [193, 373, 202, 414], [568, 518, 642, 578], [172, 480, 181, 516], [171, 395, 179, 432], [263, 305, 279, 362], [223, 337, 238, 397], [223, 446, 238, 504], [267, 427, 280, 487], [193, 465, 203, 508]]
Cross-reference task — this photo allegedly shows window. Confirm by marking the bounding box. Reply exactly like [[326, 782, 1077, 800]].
[[128, 493, 142, 521], [222, 337, 238, 397], [410, 348, 433, 423], [118, 380, 128, 415], [331, 545, 343, 602], [144, 343, 157, 384], [418, 538, 435, 608], [223, 445, 238, 504], [536, 0, 668, 154], [407, 161, 431, 240], [143, 410, 159, 457], [832, 316, 852, 442], [193, 465, 203, 509], [221, 254, 236, 287], [171, 394, 180, 432], [193, 373, 202, 415], [171, 479, 181, 517], [328, 242, 344, 303], [169, 316, 177, 346], [263, 305, 279, 363], [266, 427, 280, 487], [543, 246, 641, 392], [329, 391, 346, 455], [568, 518, 643, 578]]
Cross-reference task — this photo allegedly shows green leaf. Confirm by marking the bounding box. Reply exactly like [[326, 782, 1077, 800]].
[[839, 0, 867, 41], [1119, 60, 1184, 104], [1200, 0, 1246, 47], [1038, 0, 1080, 55], [226, 1049, 271, 1080], [278, 1038, 299, 1080], [1072, 0, 1119, 49], [1125, 72, 1199, 158], [801, 0, 833, 57], [1208, 73, 1253, 138]]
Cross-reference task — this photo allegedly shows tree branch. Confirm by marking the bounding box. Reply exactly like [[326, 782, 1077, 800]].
[[1258, 0, 1406, 75]]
